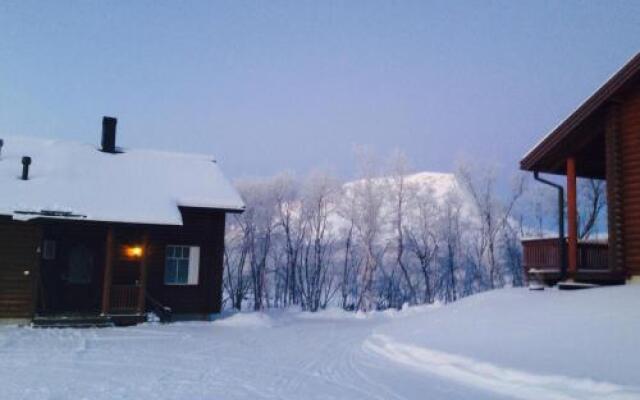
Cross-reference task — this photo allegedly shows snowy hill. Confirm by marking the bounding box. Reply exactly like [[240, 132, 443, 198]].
[[399, 171, 461, 200], [343, 171, 460, 196], [2, 285, 638, 399], [337, 170, 471, 229]]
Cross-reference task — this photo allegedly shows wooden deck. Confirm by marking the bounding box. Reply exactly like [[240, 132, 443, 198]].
[[522, 238, 625, 285]]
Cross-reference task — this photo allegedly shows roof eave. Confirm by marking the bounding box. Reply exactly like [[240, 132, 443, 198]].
[[520, 52, 640, 172]]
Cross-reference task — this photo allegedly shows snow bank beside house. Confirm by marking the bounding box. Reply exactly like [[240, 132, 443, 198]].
[[0, 136, 244, 225]]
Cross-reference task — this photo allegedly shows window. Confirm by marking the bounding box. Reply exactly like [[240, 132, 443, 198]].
[[164, 245, 200, 285], [42, 240, 56, 260]]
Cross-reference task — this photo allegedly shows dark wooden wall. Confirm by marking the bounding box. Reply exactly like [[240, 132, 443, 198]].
[[144, 208, 227, 315], [0, 220, 41, 318], [1, 207, 228, 319], [55, 208, 227, 316], [620, 84, 640, 276]]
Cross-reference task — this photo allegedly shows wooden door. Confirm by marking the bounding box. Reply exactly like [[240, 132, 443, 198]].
[[0, 222, 41, 318]]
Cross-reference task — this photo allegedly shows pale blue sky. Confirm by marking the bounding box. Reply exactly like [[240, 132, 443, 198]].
[[1, 1, 639, 180]]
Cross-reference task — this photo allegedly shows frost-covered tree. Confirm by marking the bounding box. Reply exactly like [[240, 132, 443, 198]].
[[435, 189, 463, 302], [224, 153, 527, 312], [344, 148, 387, 311], [578, 179, 606, 240], [271, 173, 305, 308], [387, 150, 418, 306], [457, 164, 525, 291], [223, 214, 251, 310], [404, 189, 439, 303], [337, 192, 362, 310], [297, 171, 341, 311], [233, 179, 279, 310]]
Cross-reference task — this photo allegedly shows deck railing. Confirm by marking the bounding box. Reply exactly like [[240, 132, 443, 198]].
[[522, 238, 608, 272], [109, 284, 140, 313]]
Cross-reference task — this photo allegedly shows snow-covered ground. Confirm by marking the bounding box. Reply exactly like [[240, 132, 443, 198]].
[[1, 285, 639, 400]]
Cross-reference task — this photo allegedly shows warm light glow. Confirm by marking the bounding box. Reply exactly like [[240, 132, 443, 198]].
[[124, 246, 144, 258]]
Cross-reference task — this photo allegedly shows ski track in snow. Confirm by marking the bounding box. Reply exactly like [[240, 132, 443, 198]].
[[363, 334, 640, 400]]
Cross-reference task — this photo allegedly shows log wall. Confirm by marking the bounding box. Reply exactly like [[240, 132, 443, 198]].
[[620, 85, 640, 277]]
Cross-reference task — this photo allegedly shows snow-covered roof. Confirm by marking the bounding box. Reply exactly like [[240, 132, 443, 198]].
[[0, 136, 244, 225]]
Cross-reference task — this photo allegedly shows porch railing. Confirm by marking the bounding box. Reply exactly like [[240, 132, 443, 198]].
[[522, 238, 608, 272], [109, 284, 140, 313]]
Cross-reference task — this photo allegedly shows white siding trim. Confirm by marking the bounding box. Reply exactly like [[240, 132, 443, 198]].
[[188, 246, 200, 285]]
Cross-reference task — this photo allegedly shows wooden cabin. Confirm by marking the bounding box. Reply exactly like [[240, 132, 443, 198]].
[[521, 53, 640, 285], [0, 117, 244, 326]]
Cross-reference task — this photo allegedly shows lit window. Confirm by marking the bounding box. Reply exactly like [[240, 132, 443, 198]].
[[164, 245, 200, 285]]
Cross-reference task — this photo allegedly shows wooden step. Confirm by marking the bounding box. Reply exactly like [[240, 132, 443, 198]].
[[557, 281, 600, 290], [109, 314, 147, 326], [32, 314, 115, 328]]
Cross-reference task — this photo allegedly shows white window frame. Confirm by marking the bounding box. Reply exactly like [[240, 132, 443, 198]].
[[164, 245, 200, 286]]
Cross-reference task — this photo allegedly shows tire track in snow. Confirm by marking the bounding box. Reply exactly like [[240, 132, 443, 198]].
[[363, 334, 640, 400]]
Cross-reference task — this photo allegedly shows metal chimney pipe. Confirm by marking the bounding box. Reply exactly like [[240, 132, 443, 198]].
[[101, 116, 117, 153], [21, 156, 31, 180]]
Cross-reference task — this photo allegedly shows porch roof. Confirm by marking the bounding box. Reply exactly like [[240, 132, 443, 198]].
[[520, 52, 640, 179], [0, 136, 245, 225]]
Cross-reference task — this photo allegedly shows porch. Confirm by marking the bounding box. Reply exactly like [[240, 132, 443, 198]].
[[522, 238, 624, 285], [35, 223, 154, 326]]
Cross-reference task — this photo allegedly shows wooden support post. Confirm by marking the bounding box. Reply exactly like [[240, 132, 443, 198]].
[[605, 102, 624, 273], [137, 233, 149, 314], [101, 227, 115, 315], [567, 157, 578, 278]]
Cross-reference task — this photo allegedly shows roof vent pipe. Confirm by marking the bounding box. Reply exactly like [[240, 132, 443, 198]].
[[21, 156, 31, 180], [0, 138, 4, 158], [101, 116, 117, 153]]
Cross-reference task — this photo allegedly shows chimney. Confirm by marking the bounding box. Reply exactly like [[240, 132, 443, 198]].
[[101, 116, 117, 153], [21, 156, 31, 180]]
